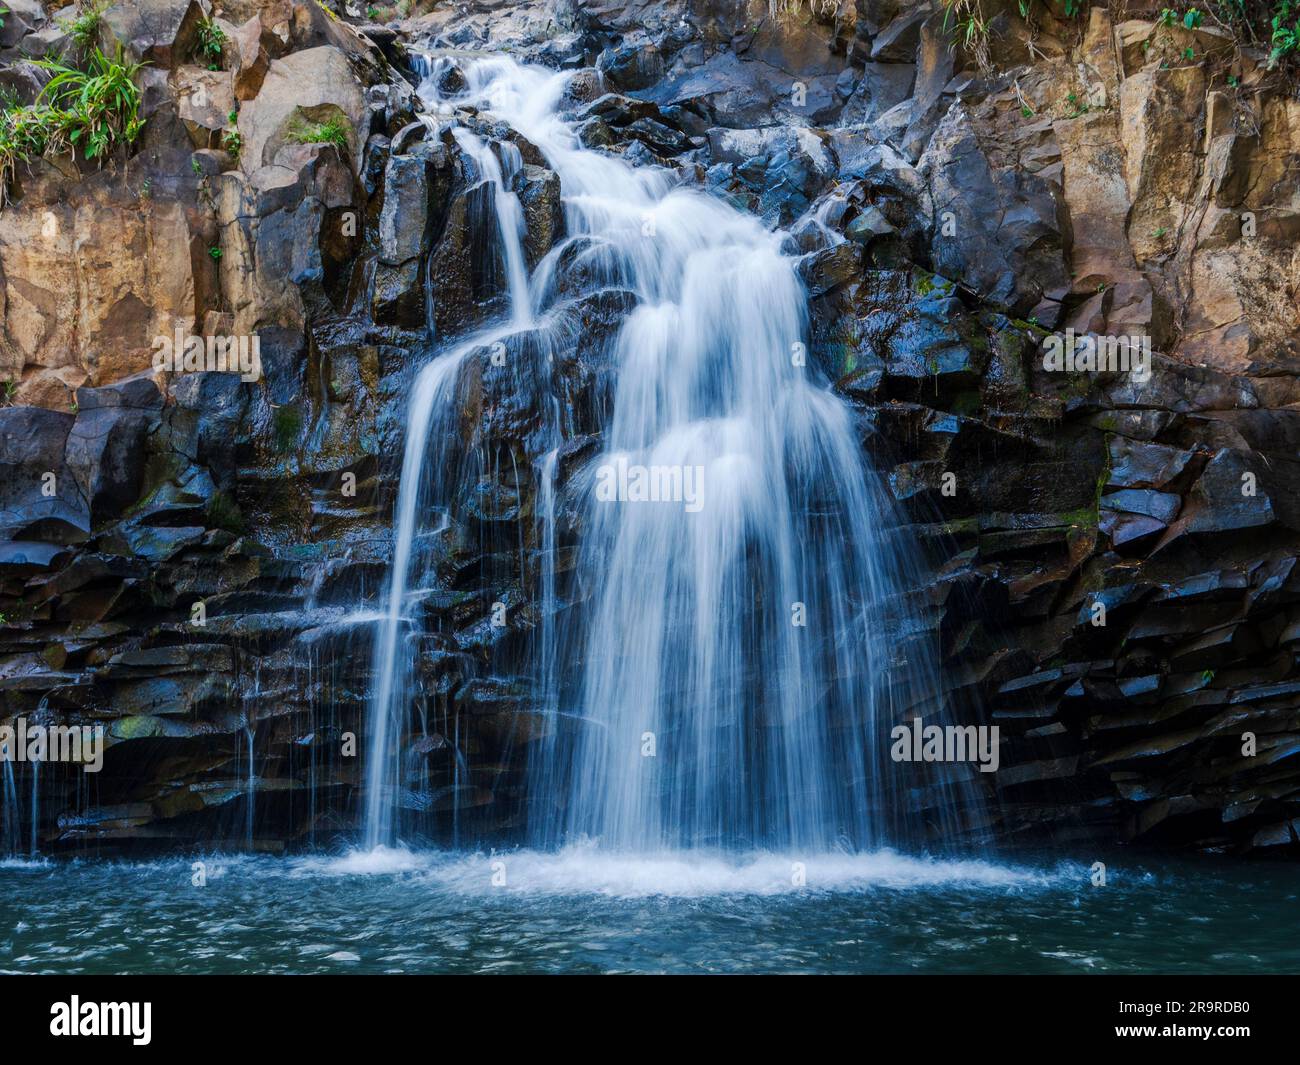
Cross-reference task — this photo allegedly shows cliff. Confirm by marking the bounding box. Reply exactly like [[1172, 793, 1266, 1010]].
[[1, 0, 1298, 855]]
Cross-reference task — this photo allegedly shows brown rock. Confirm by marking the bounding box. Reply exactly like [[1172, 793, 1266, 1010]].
[[173, 65, 236, 148], [231, 15, 272, 101], [235, 46, 369, 174]]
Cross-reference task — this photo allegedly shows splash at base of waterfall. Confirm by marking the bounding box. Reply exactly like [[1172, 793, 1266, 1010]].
[[306, 844, 1057, 897]]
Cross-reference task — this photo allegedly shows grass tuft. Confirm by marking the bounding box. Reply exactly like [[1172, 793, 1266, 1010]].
[[0, 45, 144, 206]]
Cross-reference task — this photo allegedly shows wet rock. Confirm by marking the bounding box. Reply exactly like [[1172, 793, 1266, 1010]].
[[597, 40, 664, 92], [1107, 438, 1195, 491], [64, 379, 164, 525], [377, 142, 448, 266], [0, 406, 82, 540], [921, 107, 1068, 321], [1180, 449, 1275, 536], [518, 165, 563, 268], [1101, 488, 1180, 525]]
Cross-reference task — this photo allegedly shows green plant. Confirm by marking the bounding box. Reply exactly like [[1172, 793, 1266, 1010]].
[[1, 378, 16, 405], [1273, 0, 1300, 64], [943, 0, 1085, 70], [0, 45, 145, 205], [222, 127, 241, 157], [0, 106, 54, 201], [195, 18, 226, 69], [285, 113, 350, 151], [1184, 7, 1204, 26], [34, 45, 145, 159], [58, 2, 105, 53], [940, 0, 992, 70], [209, 245, 222, 260]]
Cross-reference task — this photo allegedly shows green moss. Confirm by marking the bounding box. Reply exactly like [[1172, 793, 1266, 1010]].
[[912, 269, 956, 300], [1057, 506, 1098, 529], [272, 405, 304, 453], [207, 489, 246, 534]]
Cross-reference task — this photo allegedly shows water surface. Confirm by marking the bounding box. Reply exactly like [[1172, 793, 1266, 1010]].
[[2, 848, 1295, 974]]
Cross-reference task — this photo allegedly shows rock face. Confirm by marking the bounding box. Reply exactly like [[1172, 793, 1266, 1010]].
[[1, 0, 1299, 857]]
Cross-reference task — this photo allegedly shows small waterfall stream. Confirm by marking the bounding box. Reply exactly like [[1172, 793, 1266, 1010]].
[[365, 54, 968, 854]]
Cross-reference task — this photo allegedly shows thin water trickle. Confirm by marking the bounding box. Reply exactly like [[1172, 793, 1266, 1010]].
[[1, 756, 18, 857]]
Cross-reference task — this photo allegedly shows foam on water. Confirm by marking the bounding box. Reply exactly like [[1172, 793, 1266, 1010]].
[[298, 844, 1068, 899]]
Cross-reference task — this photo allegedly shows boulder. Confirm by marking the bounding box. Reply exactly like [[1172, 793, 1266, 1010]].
[[173, 66, 236, 149], [1181, 449, 1275, 535], [922, 106, 1068, 322], [64, 378, 164, 522], [101, 0, 212, 68], [0, 405, 84, 540], [231, 15, 274, 101], [377, 142, 449, 266], [518, 165, 563, 268], [235, 46, 369, 174]]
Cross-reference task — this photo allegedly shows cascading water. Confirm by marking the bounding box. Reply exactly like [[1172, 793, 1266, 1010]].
[[365, 54, 972, 854]]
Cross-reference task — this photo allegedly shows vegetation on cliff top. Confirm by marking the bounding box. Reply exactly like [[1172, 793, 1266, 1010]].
[[0, 44, 144, 206], [940, 0, 1300, 68]]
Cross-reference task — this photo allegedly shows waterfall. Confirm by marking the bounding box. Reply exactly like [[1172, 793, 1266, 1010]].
[[29, 755, 38, 856], [363, 71, 542, 848], [243, 725, 255, 850], [1, 756, 18, 856], [365, 55, 968, 853]]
